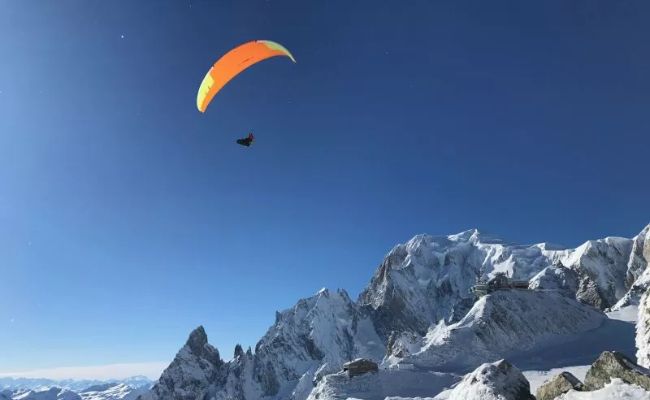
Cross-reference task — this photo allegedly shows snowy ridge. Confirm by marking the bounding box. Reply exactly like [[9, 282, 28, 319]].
[[386, 290, 605, 371]]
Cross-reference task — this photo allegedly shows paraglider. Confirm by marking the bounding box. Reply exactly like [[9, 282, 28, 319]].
[[196, 40, 295, 113], [236, 133, 255, 147]]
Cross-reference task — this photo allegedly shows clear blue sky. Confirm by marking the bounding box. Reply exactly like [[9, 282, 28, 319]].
[[1, 0, 649, 376]]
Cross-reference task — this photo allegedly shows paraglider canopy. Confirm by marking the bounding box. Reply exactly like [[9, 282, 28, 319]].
[[196, 40, 295, 113]]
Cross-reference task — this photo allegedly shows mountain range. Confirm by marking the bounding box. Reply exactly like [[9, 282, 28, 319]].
[[141, 225, 650, 400], [140, 224, 650, 399]]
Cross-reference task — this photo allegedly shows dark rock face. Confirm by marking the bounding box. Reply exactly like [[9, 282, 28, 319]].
[[584, 351, 650, 391], [342, 358, 378, 377], [535, 371, 583, 400]]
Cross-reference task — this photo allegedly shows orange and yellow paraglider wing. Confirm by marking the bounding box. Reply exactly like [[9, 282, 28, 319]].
[[196, 40, 295, 113]]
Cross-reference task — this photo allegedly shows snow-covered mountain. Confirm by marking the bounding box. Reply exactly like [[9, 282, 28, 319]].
[[360, 229, 635, 341], [1, 379, 151, 400], [0, 378, 151, 393], [142, 224, 650, 400]]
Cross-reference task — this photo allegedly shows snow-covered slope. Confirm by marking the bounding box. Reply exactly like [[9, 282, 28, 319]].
[[80, 384, 147, 400], [386, 290, 605, 371]]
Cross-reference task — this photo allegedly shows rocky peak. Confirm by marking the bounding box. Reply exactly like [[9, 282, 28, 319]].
[[140, 327, 223, 400], [185, 326, 220, 367], [233, 344, 244, 359]]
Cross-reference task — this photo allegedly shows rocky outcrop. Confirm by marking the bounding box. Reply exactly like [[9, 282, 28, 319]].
[[433, 360, 534, 400], [584, 351, 650, 391], [637, 289, 650, 368], [535, 371, 583, 400], [342, 358, 378, 377]]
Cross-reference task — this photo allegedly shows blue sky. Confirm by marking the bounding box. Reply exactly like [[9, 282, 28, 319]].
[[1, 0, 649, 378]]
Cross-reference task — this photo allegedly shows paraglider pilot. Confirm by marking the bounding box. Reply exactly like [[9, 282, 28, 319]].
[[236, 132, 255, 147]]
